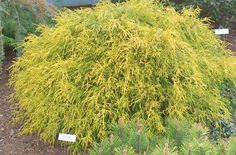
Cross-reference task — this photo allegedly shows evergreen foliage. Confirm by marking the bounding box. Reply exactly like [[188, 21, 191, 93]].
[[9, 0, 236, 152], [207, 80, 236, 142], [209, 120, 236, 142], [165, 0, 236, 28], [0, 0, 57, 55], [90, 120, 236, 155], [90, 120, 152, 155], [222, 80, 236, 119]]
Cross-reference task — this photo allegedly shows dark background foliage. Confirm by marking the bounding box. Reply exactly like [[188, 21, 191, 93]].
[[164, 0, 236, 28], [113, 0, 236, 29], [0, 0, 57, 52]]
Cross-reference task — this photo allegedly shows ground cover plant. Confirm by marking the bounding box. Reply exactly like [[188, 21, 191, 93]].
[[9, 0, 236, 153]]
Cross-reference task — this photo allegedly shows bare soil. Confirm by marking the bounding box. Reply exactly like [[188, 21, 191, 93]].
[[226, 33, 236, 54], [0, 33, 235, 155]]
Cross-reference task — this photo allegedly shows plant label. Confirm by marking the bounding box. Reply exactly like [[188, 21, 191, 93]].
[[58, 133, 76, 142], [214, 29, 229, 35]]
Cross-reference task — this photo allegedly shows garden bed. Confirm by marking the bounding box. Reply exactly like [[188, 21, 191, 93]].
[[0, 31, 235, 154]]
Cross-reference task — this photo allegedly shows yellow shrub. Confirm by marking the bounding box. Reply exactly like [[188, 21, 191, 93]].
[[9, 0, 236, 152]]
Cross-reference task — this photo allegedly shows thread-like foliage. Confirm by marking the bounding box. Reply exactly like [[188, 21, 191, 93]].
[[10, 0, 236, 152]]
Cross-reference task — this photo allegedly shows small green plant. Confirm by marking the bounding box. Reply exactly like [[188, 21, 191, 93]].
[[150, 143, 178, 155], [90, 120, 236, 155], [209, 120, 236, 142], [90, 119, 153, 155], [206, 80, 236, 142], [166, 120, 189, 151], [10, 0, 236, 153]]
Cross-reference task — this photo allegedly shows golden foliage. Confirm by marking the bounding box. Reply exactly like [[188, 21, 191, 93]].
[[9, 0, 236, 152]]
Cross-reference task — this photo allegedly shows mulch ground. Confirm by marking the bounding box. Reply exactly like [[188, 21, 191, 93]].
[[226, 33, 236, 53], [0, 33, 235, 155]]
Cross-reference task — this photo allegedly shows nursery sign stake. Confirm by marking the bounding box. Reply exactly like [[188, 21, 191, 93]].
[[214, 28, 229, 35], [58, 133, 76, 142]]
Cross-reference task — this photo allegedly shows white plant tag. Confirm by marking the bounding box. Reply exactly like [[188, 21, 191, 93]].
[[58, 133, 76, 142], [214, 29, 229, 35]]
